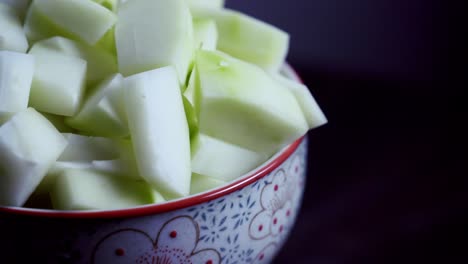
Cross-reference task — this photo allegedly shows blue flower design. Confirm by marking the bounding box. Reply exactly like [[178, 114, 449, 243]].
[[199, 214, 229, 244], [220, 234, 240, 264], [231, 194, 256, 229]]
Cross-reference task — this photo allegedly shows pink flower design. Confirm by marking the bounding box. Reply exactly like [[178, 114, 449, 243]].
[[252, 243, 278, 264], [249, 155, 302, 240], [92, 216, 220, 264]]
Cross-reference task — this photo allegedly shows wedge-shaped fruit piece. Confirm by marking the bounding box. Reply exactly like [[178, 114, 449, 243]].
[[185, 0, 224, 11], [0, 3, 28, 52], [0, 108, 67, 207], [193, 18, 218, 50], [30, 37, 118, 87], [272, 73, 328, 129], [116, 0, 194, 83], [28, 48, 87, 116], [192, 134, 268, 181], [24, 0, 116, 45], [195, 9, 289, 72], [59, 134, 119, 162], [124, 67, 191, 199], [66, 74, 128, 137], [0, 51, 34, 115], [50, 169, 159, 210], [195, 50, 308, 154], [190, 173, 226, 195]]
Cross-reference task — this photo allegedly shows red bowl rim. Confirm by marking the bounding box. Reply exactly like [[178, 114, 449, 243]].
[[0, 65, 305, 219], [0, 137, 303, 219]]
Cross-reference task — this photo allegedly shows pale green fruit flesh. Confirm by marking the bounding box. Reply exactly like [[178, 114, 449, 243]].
[[194, 9, 289, 72], [0, 108, 67, 207], [37, 138, 138, 196], [23, 1, 77, 44], [0, 3, 28, 52], [65, 74, 129, 137], [191, 134, 268, 181], [50, 169, 158, 210], [93, 26, 117, 56], [182, 95, 199, 141], [30, 36, 118, 87], [28, 48, 87, 116], [93, 0, 117, 11], [90, 139, 141, 180], [0, 0, 325, 210], [59, 133, 120, 162], [115, 0, 194, 83], [40, 112, 76, 133], [34, 161, 92, 196], [92, 159, 140, 180], [185, 0, 224, 11], [0, 51, 34, 114], [190, 173, 226, 195], [193, 18, 218, 50], [195, 50, 308, 154], [273, 73, 328, 129], [26, 0, 116, 45], [123, 66, 191, 199]]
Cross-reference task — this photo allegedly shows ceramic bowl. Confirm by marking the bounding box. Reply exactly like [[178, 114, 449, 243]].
[[0, 67, 309, 264]]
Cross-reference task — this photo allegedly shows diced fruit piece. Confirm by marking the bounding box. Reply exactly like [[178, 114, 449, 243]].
[[272, 73, 328, 129], [195, 50, 308, 154], [26, 0, 116, 45], [30, 37, 118, 87], [193, 18, 218, 50], [0, 108, 67, 206], [194, 9, 289, 72], [116, 0, 194, 83], [66, 74, 129, 137], [123, 67, 191, 199], [40, 112, 76, 133], [50, 169, 158, 210], [92, 0, 117, 11], [23, 0, 76, 44], [28, 48, 87, 116], [0, 51, 34, 114], [59, 134, 119, 162], [91, 139, 140, 179], [0, 3, 28, 52], [92, 159, 140, 180], [185, 0, 224, 11], [191, 134, 268, 181], [34, 161, 92, 196], [190, 173, 226, 195]]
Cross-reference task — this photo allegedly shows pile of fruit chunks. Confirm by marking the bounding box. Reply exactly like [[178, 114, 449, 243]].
[[0, 0, 326, 210]]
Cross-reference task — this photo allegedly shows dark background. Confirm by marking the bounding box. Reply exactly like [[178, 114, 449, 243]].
[[226, 0, 466, 263]]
